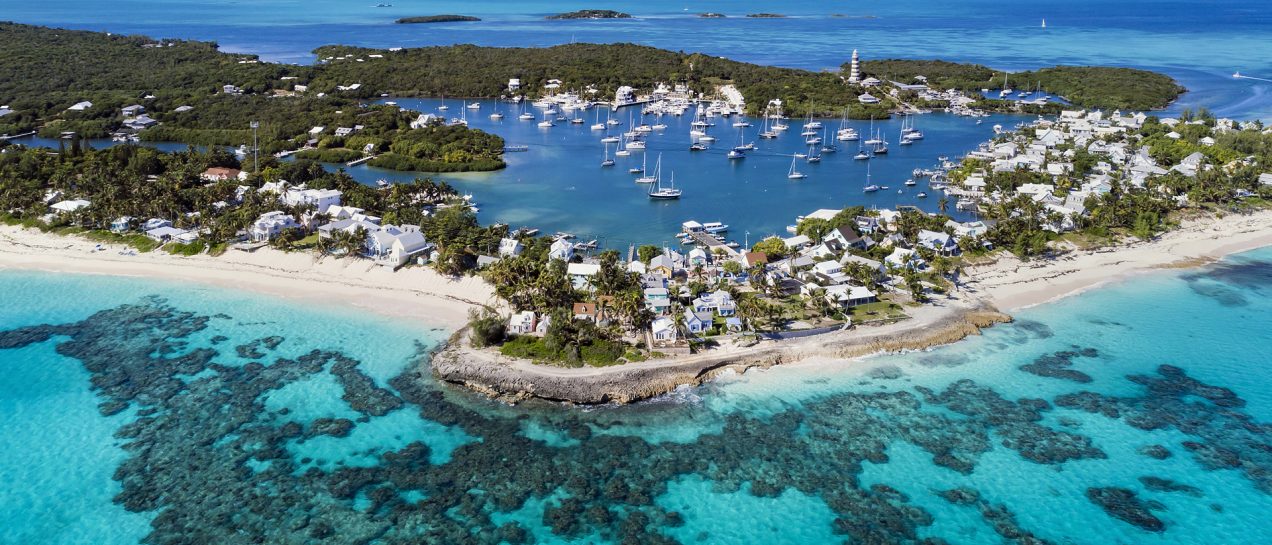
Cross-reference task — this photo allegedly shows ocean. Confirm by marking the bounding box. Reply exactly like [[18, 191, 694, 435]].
[[4, 3, 1272, 543], [3, 246, 1271, 544]]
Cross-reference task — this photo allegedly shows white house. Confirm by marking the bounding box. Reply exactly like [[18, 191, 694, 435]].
[[67, 101, 93, 112], [367, 225, 430, 266], [283, 188, 343, 213], [812, 260, 849, 285], [692, 290, 736, 316], [110, 216, 134, 233], [683, 308, 712, 335], [548, 239, 574, 262], [508, 311, 536, 335], [250, 211, 300, 242], [651, 317, 677, 343], [50, 199, 91, 214], [839, 254, 887, 280], [145, 226, 189, 242], [823, 226, 866, 252], [567, 262, 601, 290], [886, 248, 924, 270], [499, 237, 524, 257], [917, 230, 959, 256], [825, 285, 878, 308], [782, 234, 812, 250]]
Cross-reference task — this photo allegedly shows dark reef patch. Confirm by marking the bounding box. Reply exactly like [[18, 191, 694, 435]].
[[1019, 348, 1099, 383], [1086, 487, 1165, 532], [1139, 476, 1202, 497], [5, 298, 1268, 543]]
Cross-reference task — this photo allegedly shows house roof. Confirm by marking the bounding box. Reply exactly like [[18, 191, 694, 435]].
[[567, 263, 601, 276], [573, 302, 598, 316]]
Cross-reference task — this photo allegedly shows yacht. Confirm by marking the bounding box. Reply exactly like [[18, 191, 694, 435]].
[[863, 185, 879, 192], [600, 135, 620, 144], [648, 169, 682, 200], [703, 222, 729, 233], [626, 138, 646, 150], [916, 192, 928, 198], [699, 135, 716, 142], [905, 179, 917, 186], [689, 142, 708, 151], [466, 102, 481, 110], [854, 149, 870, 160], [727, 149, 745, 160], [489, 111, 504, 120], [787, 156, 807, 180]]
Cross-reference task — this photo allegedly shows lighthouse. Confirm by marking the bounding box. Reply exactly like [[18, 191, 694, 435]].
[[848, 49, 861, 84]]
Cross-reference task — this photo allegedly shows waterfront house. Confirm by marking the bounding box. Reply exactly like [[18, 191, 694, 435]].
[[573, 302, 600, 323], [782, 234, 812, 250], [145, 226, 188, 243], [250, 211, 300, 242], [567, 262, 601, 290], [508, 311, 536, 335], [50, 199, 91, 214], [825, 285, 878, 308], [812, 260, 848, 285], [855, 216, 881, 234], [916, 230, 959, 256], [778, 255, 816, 275], [369, 226, 430, 267], [548, 239, 574, 262], [627, 260, 647, 274], [110, 216, 134, 233], [141, 218, 173, 232], [499, 238, 524, 258], [742, 252, 768, 268], [651, 317, 677, 343], [946, 220, 988, 239], [688, 248, 708, 267], [683, 308, 713, 335], [857, 93, 880, 104]]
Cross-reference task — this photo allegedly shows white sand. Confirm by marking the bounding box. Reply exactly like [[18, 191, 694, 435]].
[[961, 209, 1272, 311], [0, 225, 497, 329]]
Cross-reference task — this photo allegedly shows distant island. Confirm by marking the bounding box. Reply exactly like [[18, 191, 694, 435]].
[[746, 13, 786, 18], [547, 10, 631, 20], [698, 13, 726, 18], [395, 15, 481, 24]]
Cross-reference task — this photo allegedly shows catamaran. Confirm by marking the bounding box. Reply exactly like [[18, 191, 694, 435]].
[[787, 156, 807, 179], [648, 167, 682, 199]]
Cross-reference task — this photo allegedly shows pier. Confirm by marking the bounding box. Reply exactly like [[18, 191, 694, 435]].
[[345, 155, 378, 167], [685, 230, 739, 258], [0, 131, 36, 141]]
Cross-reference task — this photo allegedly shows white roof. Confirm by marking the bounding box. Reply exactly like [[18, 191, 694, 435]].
[[50, 199, 91, 212], [803, 209, 840, 222], [567, 263, 601, 276]]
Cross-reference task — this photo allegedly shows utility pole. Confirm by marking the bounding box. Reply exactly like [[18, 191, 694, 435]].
[[250, 121, 260, 174]]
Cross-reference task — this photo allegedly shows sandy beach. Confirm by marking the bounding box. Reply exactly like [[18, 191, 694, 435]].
[[961, 209, 1272, 312], [0, 225, 497, 330]]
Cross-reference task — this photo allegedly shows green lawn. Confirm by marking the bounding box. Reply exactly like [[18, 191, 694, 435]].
[[849, 301, 909, 323], [499, 335, 634, 368]]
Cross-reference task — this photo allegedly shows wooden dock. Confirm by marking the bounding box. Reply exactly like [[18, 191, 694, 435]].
[[346, 155, 378, 167], [686, 230, 738, 258]]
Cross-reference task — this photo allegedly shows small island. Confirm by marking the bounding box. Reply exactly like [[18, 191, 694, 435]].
[[698, 13, 726, 18], [547, 10, 631, 20], [395, 15, 481, 24], [746, 13, 787, 18]]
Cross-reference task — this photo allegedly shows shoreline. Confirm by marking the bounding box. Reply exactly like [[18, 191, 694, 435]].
[[0, 225, 496, 330], [434, 208, 1272, 405], [4, 208, 1272, 405]]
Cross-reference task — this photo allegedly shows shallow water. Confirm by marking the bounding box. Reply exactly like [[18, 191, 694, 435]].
[[3, 247, 1272, 544]]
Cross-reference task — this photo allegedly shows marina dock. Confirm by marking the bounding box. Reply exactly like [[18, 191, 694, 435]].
[[685, 230, 738, 258]]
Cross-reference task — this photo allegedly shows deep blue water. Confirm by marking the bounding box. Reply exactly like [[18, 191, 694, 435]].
[[3, 246, 1272, 544]]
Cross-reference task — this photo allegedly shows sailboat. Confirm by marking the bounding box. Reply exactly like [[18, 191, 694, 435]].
[[537, 111, 555, 128], [489, 105, 504, 120], [615, 137, 630, 157], [636, 154, 659, 184], [999, 72, 1013, 98], [518, 103, 535, 121], [862, 163, 879, 192], [863, 117, 882, 146], [787, 156, 807, 179], [806, 144, 821, 163], [759, 114, 777, 139], [601, 143, 615, 167], [438, 95, 449, 111], [1041, 18, 1046, 29], [873, 130, 889, 155], [591, 109, 605, 130], [820, 127, 837, 153], [648, 164, 682, 199], [631, 154, 647, 174]]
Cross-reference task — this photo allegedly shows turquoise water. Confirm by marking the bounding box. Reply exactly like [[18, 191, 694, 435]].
[[3, 247, 1272, 543], [8, 0, 1272, 120]]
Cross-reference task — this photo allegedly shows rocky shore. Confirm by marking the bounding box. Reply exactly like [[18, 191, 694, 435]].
[[429, 303, 1011, 405]]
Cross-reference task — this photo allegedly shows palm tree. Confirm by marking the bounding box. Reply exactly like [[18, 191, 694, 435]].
[[938, 196, 949, 215]]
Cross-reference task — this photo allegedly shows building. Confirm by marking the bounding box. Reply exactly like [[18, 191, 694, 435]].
[[651, 317, 677, 343], [825, 285, 878, 308], [683, 308, 713, 335], [498, 237, 524, 258], [145, 226, 189, 242], [692, 290, 736, 317], [847, 49, 861, 84], [49, 199, 91, 214], [649, 254, 676, 277], [508, 311, 536, 335], [201, 167, 246, 182], [121, 104, 145, 117], [566, 262, 601, 290], [823, 226, 866, 252], [644, 287, 672, 315], [917, 230, 960, 256], [67, 101, 93, 112], [283, 188, 343, 213], [840, 254, 887, 280], [548, 239, 574, 262], [366, 225, 430, 267], [250, 211, 300, 242]]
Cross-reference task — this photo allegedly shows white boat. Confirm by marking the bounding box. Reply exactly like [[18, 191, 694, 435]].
[[651, 123, 668, 130], [490, 112, 504, 120], [727, 150, 745, 160], [600, 135, 620, 143], [699, 135, 716, 142], [916, 192, 928, 198], [636, 154, 660, 184], [648, 167, 682, 199], [467, 102, 481, 110], [787, 156, 806, 180], [703, 222, 728, 233], [601, 143, 615, 167], [615, 138, 630, 157], [626, 139, 646, 150], [863, 185, 879, 192]]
